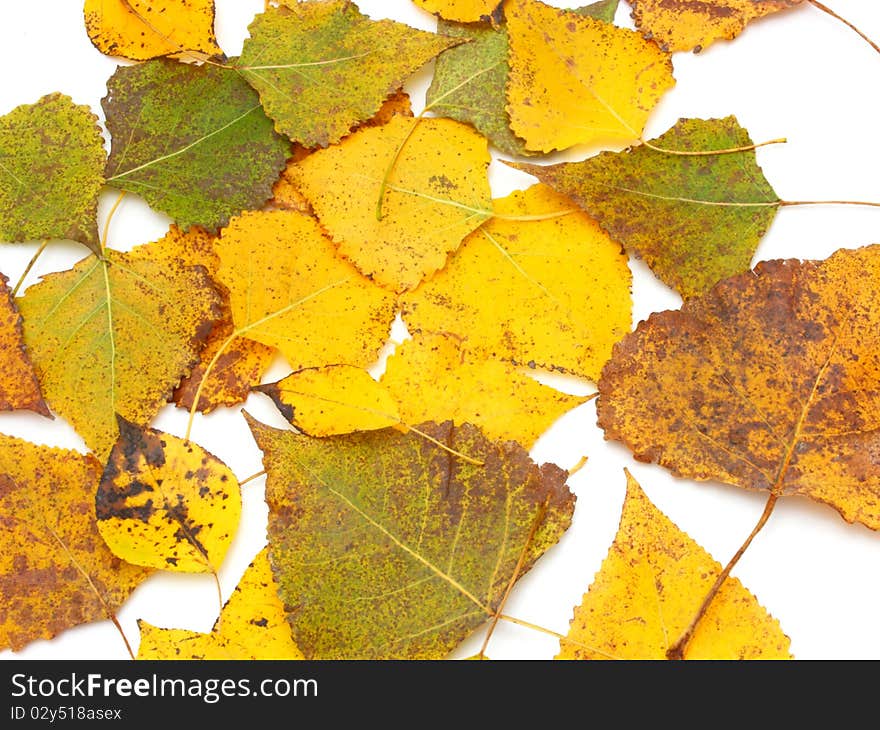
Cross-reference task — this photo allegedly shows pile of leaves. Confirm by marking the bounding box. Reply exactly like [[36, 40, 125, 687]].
[[0, 0, 878, 661]]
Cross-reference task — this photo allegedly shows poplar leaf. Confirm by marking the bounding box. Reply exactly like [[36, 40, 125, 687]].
[[382, 333, 589, 447], [17, 238, 221, 459], [629, 0, 803, 53], [215, 209, 396, 371], [401, 184, 631, 380], [426, 1, 620, 156], [504, 0, 674, 152], [598, 245, 880, 530], [559, 471, 791, 659], [289, 115, 492, 292], [83, 0, 222, 61], [0, 434, 150, 651], [249, 417, 575, 659], [136, 549, 303, 660], [0, 93, 105, 248], [103, 59, 290, 231], [97, 419, 240, 573], [236, 0, 462, 147], [512, 116, 780, 298], [0, 273, 48, 416], [413, 0, 503, 23]]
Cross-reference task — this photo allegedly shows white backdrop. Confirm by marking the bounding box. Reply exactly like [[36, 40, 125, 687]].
[[1, 0, 879, 661]]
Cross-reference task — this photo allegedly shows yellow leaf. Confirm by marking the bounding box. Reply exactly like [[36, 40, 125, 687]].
[[630, 0, 803, 53], [0, 273, 48, 416], [83, 0, 222, 61], [0, 434, 150, 651], [413, 0, 502, 23], [84, 0, 222, 61], [215, 209, 396, 371], [505, 0, 675, 152], [289, 115, 492, 292], [401, 183, 631, 380], [137, 548, 303, 659], [97, 419, 240, 574], [382, 333, 588, 447], [258, 365, 401, 436], [558, 471, 792, 660]]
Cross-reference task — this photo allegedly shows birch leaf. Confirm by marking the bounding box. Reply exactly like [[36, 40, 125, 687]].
[[136, 548, 303, 659], [0, 273, 48, 416], [559, 470, 791, 659], [250, 416, 575, 659], [512, 116, 780, 298], [0, 434, 150, 651], [236, 0, 461, 147], [598, 245, 880, 530], [289, 115, 492, 292], [505, 0, 674, 152], [83, 0, 222, 61], [0, 93, 105, 248], [103, 59, 290, 231], [400, 184, 631, 380]]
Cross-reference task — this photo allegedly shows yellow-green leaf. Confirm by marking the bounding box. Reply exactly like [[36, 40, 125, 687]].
[[250, 416, 576, 659], [18, 240, 221, 459]]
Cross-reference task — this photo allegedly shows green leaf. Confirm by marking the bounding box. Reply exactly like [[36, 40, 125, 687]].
[[512, 116, 780, 298], [248, 417, 576, 659], [103, 59, 290, 231], [237, 0, 462, 147], [0, 93, 105, 248], [426, 0, 620, 157]]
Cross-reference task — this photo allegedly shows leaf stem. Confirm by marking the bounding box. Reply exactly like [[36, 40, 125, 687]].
[[640, 137, 787, 156], [497, 614, 619, 659], [239, 469, 266, 487], [100, 191, 127, 255], [11, 240, 49, 297], [665, 493, 778, 660], [809, 0, 880, 56], [779, 199, 880, 208], [478, 499, 548, 659]]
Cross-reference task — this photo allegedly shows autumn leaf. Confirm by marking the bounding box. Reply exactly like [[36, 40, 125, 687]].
[[215, 209, 396, 371], [271, 89, 413, 214], [103, 59, 290, 231], [0, 93, 105, 248], [147, 225, 277, 415], [83, 0, 222, 61], [258, 365, 401, 436], [17, 237, 221, 459], [629, 0, 803, 53], [136, 548, 303, 660], [559, 470, 791, 659], [426, 1, 619, 157], [597, 245, 880, 530], [382, 333, 589, 447], [288, 115, 492, 292], [249, 416, 575, 659], [0, 434, 150, 652], [97, 418, 240, 574], [0, 273, 48, 416], [413, 0, 503, 23], [236, 0, 462, 147], [512, 117, 780, 299], [504, 0, 674, 152], [401, 183, 631, 380]]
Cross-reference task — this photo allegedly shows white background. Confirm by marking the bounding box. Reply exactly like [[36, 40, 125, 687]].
[[1, 0, 879, 661]]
